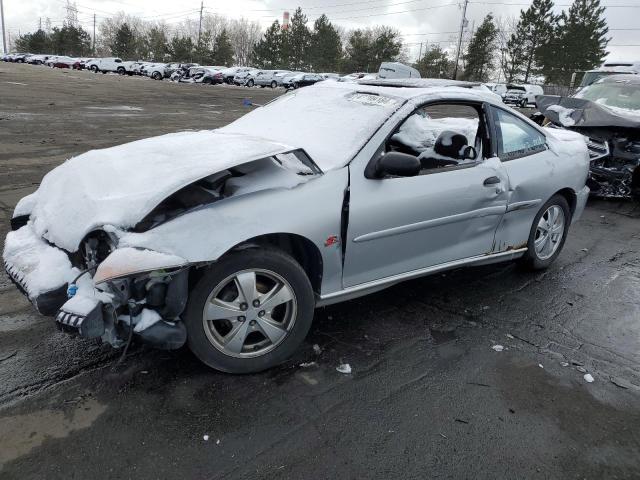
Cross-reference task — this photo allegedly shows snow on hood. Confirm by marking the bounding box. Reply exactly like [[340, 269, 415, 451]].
[[29, 131, 295, 252]]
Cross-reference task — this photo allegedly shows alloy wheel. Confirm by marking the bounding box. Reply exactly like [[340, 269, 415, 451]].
[[202, 269, 297, 358], [534, 205, 565, 260]]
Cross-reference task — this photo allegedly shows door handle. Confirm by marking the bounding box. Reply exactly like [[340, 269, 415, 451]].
[[483, 176, 501, 186]]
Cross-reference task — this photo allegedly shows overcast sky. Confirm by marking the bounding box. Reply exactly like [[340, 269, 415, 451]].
[[3, 0, 639, 62]]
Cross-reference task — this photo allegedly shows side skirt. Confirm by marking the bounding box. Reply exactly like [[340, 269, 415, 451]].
[[316, 248, 527, 307]]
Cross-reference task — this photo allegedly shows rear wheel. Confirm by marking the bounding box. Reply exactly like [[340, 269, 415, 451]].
[[152, 71, 162, 80], [520, 99, 528, 108], [520, 194, 571, 270], [184, 249, 315, 373], [271, 80, 277, 88], [246, 78, 254, 87]]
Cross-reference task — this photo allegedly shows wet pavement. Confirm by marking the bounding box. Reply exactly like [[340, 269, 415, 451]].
[[1, 63, 639, 479]]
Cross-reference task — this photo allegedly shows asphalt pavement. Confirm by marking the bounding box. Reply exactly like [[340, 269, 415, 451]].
[[0, 63, 639, 480]]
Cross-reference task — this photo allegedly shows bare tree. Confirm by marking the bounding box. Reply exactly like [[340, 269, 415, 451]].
[[228, 18, 261, 66]]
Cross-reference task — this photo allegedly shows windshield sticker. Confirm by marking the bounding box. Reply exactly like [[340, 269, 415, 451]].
[[347, 92, 397, 107]]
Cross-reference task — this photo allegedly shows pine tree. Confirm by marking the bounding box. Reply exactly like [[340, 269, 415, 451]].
[[49, 24, 91, 56], [194, 30, 215, 65], [540, 0, 609, 85], [370, 26, 402, 66], [309, 14, 342, 72], [505, 0, 555, 83], [282, 7, 311, 70], [212, 29, 234, 66], [463, 14, 498, 81], [169, 35, 194, 62], [415, 45, 451, 78], [145, 26, 169, 62], [111, 23, 136, 59], [251, 21, 283, 68], [344, 29, 371, 72], [344, 27, 403, 73]]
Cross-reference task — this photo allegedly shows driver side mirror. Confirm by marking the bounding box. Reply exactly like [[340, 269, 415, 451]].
[[366, 151, 421, 179]]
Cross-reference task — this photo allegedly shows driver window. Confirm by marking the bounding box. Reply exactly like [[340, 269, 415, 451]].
[[388, 104, 482, 173]]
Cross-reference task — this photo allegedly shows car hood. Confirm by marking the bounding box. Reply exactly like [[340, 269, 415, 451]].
[[537, 95, 640, 129], [24, 131, 296, 252]]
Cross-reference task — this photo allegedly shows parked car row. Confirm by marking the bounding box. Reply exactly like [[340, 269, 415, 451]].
[[3, 55, 429, 94]]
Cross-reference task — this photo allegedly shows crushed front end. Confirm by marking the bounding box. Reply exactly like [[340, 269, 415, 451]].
[[3, 221, 189, 350]]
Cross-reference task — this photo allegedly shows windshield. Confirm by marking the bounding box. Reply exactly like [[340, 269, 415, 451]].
[[577, 81, 640, 111], [579, 71, 629, 88], [220, 84, 404, 171]]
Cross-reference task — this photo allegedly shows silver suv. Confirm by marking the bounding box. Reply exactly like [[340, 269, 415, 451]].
[[254, 70, 291, 88]]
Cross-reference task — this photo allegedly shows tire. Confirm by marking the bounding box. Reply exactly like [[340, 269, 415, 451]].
[[519, 194, 571, 270], [91, 65, 98, 73], [246, 79, 254, 87], [184, 248, 315, 373], [520, 99, 527, 108], [293, 83, 299, 89], [117, 67, 125, 75], [271, 80, 277, 88], [152, 72, 162, 80]]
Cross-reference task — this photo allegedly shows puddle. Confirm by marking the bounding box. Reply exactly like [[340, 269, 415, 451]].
[[0, 397, 107, 468]]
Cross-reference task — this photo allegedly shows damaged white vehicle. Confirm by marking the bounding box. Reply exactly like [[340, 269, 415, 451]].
[[4, 79, 591, 373]]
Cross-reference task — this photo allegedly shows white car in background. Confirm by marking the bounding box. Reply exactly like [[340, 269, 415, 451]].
[[502, 84, 544, 108], [145, 63, 168, 80], [378, 62, 421, 79], [86, 57, 135, 75]]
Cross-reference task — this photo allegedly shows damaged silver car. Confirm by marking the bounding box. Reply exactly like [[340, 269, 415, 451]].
[[4, 79, 591, 373], [534, 74, 640, 200]]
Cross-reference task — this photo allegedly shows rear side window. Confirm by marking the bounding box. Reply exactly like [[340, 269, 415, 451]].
[[491, 107, 546, 161]]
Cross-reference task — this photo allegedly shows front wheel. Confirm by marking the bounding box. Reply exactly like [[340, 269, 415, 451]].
[[520, 99, 528, 108], [117, 67, 125, 75], [91, 65, 98, 72], [246, 79, 254, 87], [519, 194, 571, 270], [184, 249, 315, 373], [271, 80, 277, 88]]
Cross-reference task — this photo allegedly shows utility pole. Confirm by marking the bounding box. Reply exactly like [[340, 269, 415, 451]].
[[418, 42, 423, 64], [39, 17, 42, 31], [0, 0, 7, 55], [92, 13, 96, 55], [197, 1, 204, 62], [453, 0, 469, 80]]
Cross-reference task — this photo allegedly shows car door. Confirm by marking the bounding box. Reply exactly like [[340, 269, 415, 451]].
[[342, 102, 510, 288], [488, 105, 560, 250]]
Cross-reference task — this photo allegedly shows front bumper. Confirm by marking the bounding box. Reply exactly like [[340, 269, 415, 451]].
[[3, 223, 77, 315], [3, 224, 187, 349]]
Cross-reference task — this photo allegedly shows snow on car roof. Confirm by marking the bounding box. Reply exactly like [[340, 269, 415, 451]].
[[220, 80, 499, 171]]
